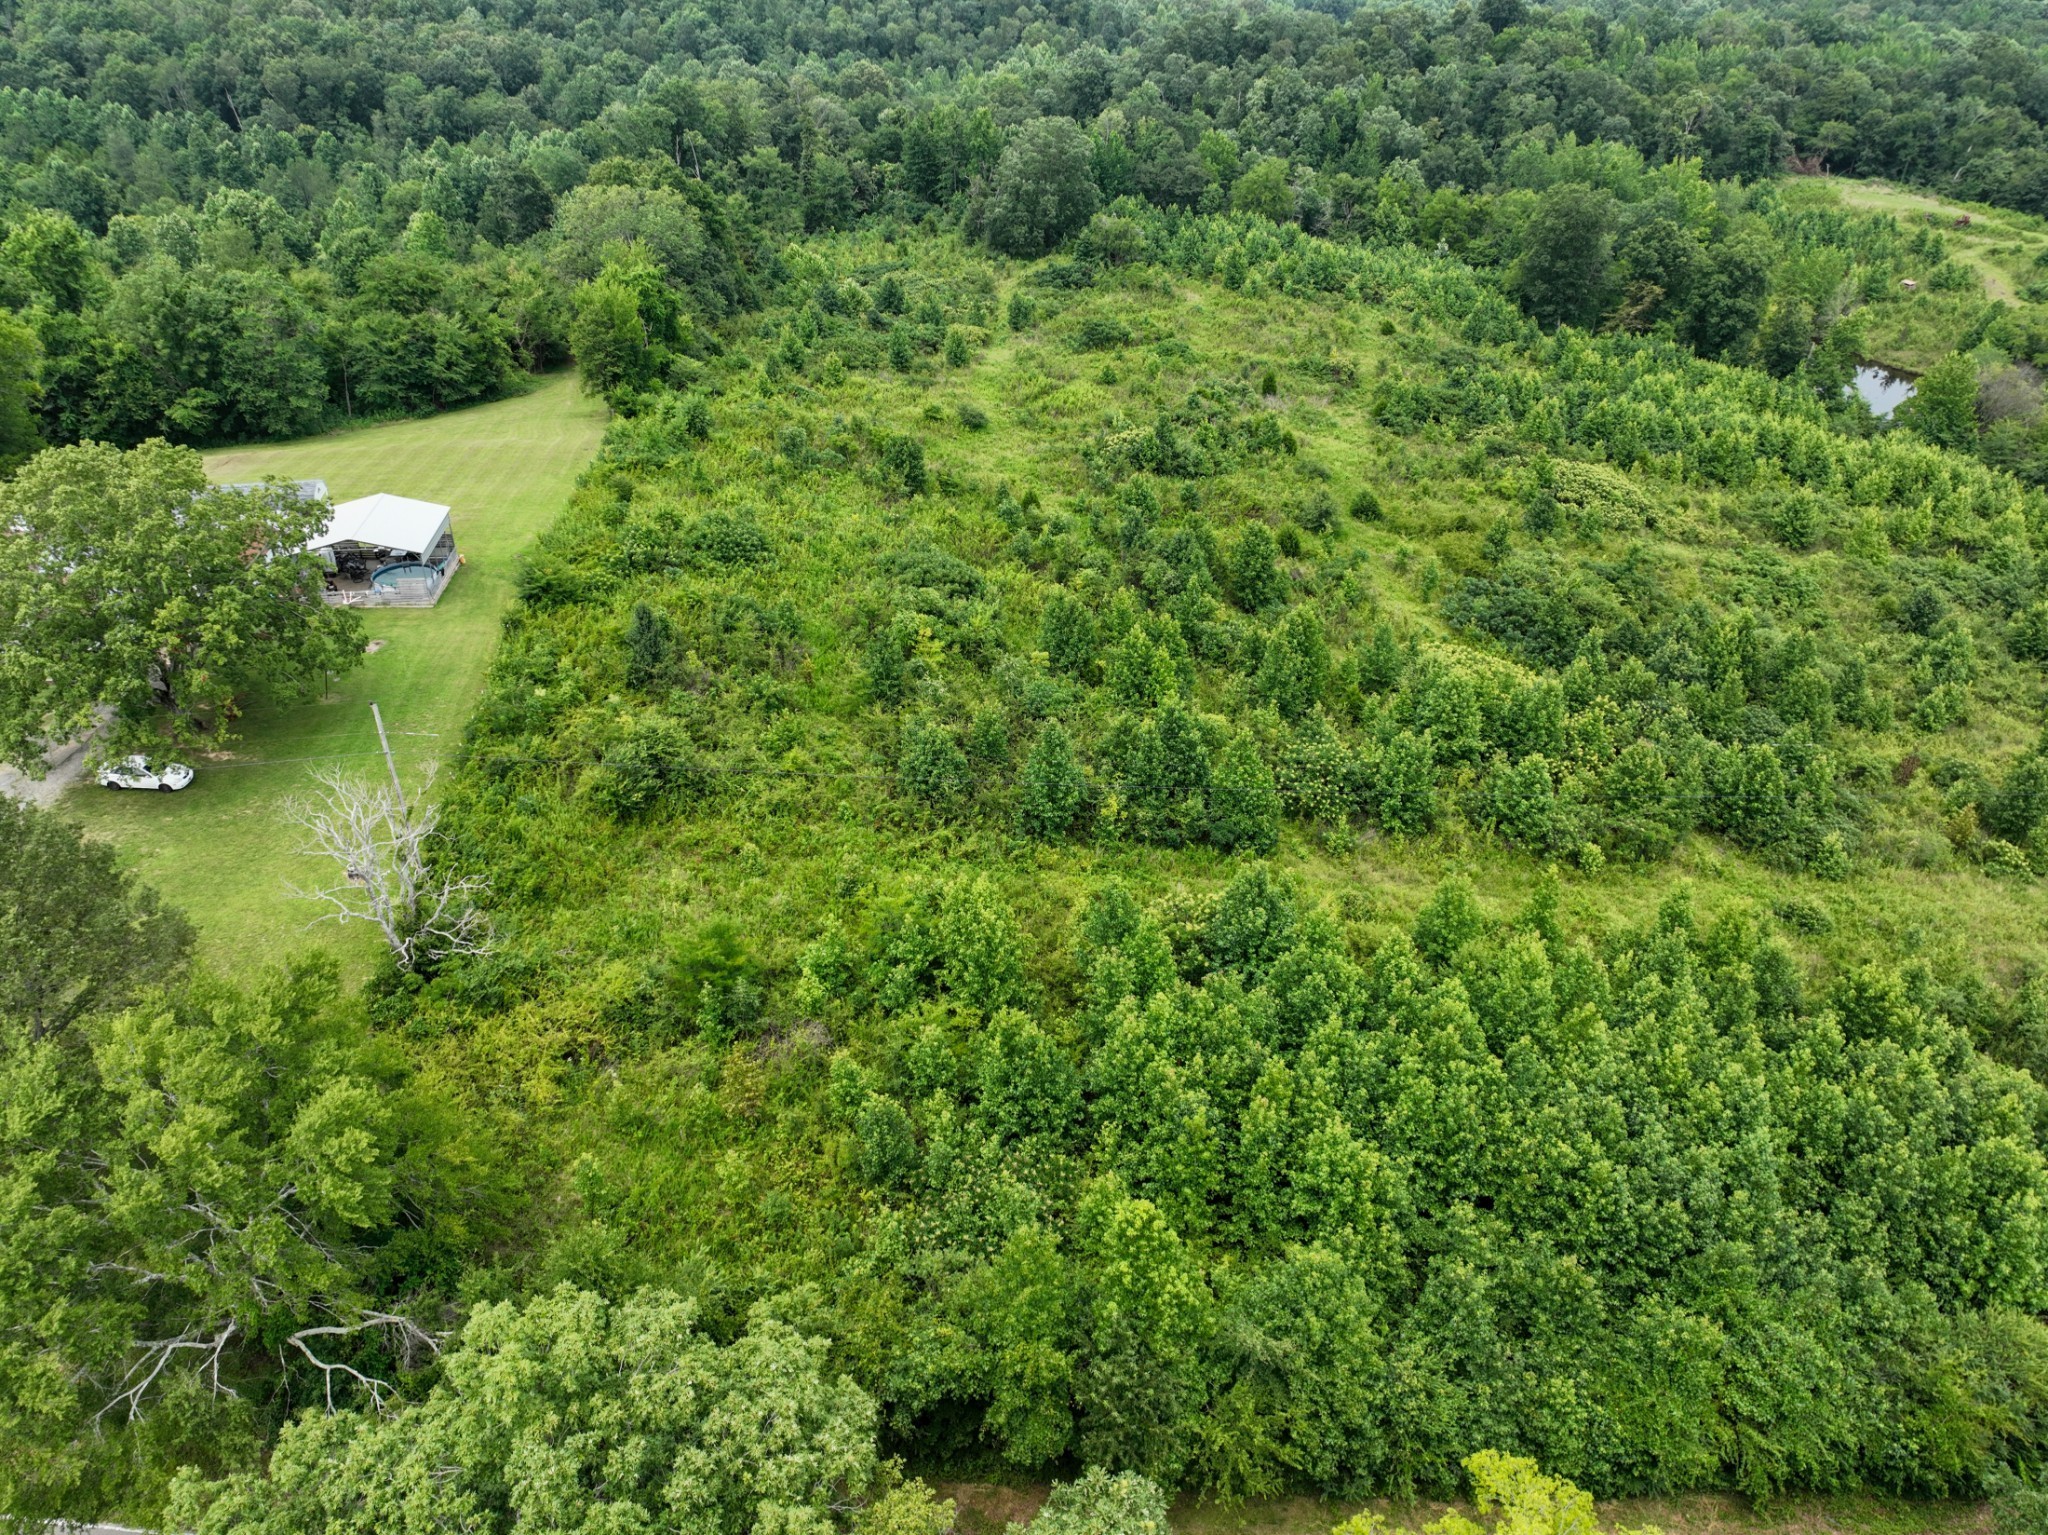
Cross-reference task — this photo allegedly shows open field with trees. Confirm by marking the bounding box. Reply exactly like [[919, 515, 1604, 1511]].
[[58, 373, 604, 965], [16, 0, 2048, 1532]]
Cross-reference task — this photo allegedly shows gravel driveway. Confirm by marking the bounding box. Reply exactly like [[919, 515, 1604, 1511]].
[[0, 708, 112, 808]]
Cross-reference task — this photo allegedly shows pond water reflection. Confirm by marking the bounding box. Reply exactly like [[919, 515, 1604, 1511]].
[[1852, 364, 1916, 418]]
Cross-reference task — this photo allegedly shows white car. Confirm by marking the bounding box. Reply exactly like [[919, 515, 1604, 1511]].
[[97, 755, 195, 792]]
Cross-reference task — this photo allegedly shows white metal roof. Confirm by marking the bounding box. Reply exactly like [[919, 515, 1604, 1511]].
[[220, 478, 328, 502], [309, 494, 452, 555]]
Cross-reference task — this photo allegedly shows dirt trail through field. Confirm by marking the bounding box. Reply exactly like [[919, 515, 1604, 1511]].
[[1825, 177, 2043, 303]]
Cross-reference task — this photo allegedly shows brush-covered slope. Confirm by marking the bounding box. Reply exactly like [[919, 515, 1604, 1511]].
[[409, 215, 2048, 1499]]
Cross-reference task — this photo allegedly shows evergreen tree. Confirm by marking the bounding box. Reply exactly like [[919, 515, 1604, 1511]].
[[1412, 875, 1485, 965], [1207, 734, 1281, 852], [1227, 523, 1285, 612], [624, 601, 670, 690], [1357, 622, 1407, 693], [1488, 753, 1560, 851], [1374, 730, 1437, 835], [880, 433, 928, 493], [1019, 722, 1085, 839], [1040, 591, 1098, 677], [899, 717, 972, 813], [1255, 607, 1330, 720], [866, 624, 908, 707]]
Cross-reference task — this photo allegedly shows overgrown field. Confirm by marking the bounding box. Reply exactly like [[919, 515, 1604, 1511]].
[[372, 216, 2048, 1502]]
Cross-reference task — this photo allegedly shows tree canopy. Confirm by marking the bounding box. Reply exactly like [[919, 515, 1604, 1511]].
[[0, 439, 364, 765]]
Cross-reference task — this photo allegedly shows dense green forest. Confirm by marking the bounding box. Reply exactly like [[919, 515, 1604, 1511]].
[[18, 0, 2048, 1532], [2, 0, 2048, 458]]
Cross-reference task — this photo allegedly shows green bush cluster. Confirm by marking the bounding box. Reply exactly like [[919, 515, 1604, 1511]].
[[776, 869, 2048, 1497]]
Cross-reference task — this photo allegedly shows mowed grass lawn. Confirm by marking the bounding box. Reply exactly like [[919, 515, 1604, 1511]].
[[64, 372, 608, 972]]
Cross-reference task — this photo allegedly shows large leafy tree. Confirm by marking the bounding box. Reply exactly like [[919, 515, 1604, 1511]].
[[167, 1286, 892, 1535], [0, 307, 41, 469], [0, 438, 364, 767], [0, 799, 192, 1047], [981, 118, 1099, 258], [1511, 182, 1616, 330], [1902, 351, 1981, 451], [569, 250, 687, 402], [0, 959, 474, 1525]]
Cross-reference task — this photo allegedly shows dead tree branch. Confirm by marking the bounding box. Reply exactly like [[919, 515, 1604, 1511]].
[[97, 1321, 239, 1423], [287, 766, 492, 971], [284, 1310, 449, 1413]]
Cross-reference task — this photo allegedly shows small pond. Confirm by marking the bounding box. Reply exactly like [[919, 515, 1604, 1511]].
[[1852, 363, 1917, 418]]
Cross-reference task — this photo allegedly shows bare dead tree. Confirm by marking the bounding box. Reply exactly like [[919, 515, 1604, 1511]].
[[97, 1321, 241, 1423], [284, 1310, 448, 1412], [288, 766, 491, 971], [95, 1306, 450, 1423]]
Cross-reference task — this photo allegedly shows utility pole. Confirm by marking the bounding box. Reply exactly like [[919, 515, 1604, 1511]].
[[371, 703, 406, 814]]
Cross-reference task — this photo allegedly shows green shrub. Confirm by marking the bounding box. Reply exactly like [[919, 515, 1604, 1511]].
[[1075, 315, 1132, 351], [1011, 1468, 1169, 1535], [586, 716, 706, 820], [687, 511, 771, 567], [171, 1287, 882, 1535], [1019, 721, 1086, 839], [899, 716, 972, 812], [1207, 734, 1281, 853], [2010, 602, 2048, 661], [1759, 488, 1828, 550], [1811, 830, 1851, 881], [856, 1094, 918, 1186]]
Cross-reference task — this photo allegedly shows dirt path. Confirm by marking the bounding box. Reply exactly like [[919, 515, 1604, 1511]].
[[1824, 177, 2044, 304]]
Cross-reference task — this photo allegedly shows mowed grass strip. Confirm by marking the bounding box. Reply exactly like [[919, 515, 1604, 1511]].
[[63, 372, 608, 971]]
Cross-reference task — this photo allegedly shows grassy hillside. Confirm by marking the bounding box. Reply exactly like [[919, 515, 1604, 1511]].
[[1797, 178, 2048, 375], [441, 231, 2048, 1001], [1826, 179, 2048, 308], [61, 373, 607, 967], [367, 218, 2048, 1507]]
